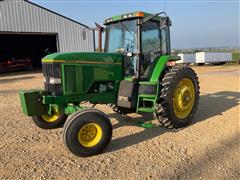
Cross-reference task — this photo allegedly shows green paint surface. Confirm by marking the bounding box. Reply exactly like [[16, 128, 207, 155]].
[[19, 90, 47, 116], [43, 52, 123, 64], [137, 121, 155, 128], [150, 55, 170, 82]]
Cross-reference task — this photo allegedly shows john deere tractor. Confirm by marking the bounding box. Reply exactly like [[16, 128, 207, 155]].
[[19, 11, 199, 157]]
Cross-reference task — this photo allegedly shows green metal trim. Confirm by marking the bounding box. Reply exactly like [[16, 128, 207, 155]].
[[150, 55, 171, 82], [124, 77, 133, 81], [42, 95, 66, 105], [61, 63, 65, 96], [139, 81, 157, 85], [43, 52, 123, 64], [104, 11, 162, 25], [137, 121, 155, 128], [42, 91, 117, 105], [138, 94, 157, 98], [137, 107, 155, 113], [64, 105, 85, 115]]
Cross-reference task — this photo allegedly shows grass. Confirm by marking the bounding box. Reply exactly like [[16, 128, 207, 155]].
[[232, 51, 240, 62]]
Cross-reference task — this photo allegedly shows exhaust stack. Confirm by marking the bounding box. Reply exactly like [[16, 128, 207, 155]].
[[95, 23, 103, 52]]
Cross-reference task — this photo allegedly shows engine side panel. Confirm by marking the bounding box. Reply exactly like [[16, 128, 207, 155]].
[[62, 63, 122, 95]]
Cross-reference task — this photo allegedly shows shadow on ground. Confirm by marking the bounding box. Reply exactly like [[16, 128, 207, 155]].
[[161, 133, 240, 178], [0, 76, 36, 83], [107, 91, 240, 152], [0, 69, 41, 78], [0, 89, 22, 95]]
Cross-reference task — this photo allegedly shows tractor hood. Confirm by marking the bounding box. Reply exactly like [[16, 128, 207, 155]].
[[42, 52, 123, 65]]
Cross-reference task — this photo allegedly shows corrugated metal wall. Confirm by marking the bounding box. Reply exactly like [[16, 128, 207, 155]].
[[0, 0, 94, 52]]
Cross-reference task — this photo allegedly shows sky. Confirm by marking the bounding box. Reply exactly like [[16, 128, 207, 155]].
[[31, 0, 239, 49]]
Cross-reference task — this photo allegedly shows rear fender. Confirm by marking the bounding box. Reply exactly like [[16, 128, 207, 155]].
[[150, 55, 181, 82]]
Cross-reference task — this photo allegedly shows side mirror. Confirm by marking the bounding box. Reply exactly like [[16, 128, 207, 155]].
[[160, 17, 171, 29], [82, 29, 86, 40]]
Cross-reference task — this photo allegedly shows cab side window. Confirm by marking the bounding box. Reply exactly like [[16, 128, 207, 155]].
[[161, 27, 170, 55], [142, 21, 161, 54], [141, 21, 161, 76]]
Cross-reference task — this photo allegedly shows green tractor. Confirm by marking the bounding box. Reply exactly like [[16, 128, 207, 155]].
[[19, 11, 199, 157]]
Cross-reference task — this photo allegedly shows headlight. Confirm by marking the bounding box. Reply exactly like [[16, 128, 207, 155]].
[[49, 77, 61, 84]]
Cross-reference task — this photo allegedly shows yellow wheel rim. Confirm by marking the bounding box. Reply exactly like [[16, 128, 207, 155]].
[[173, 78, 195, 119], [41, 107, 60, 123], [78, 123, 102, 147]]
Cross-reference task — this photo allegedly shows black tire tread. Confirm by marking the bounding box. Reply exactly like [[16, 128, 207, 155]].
[[63, 108, 112, 157], [108, 104, 133, 114], [32, 113, 67, 129], [155, 65, 200, 129]]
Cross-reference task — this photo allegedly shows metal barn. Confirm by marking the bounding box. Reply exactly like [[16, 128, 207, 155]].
[[0, 0, 94, 69]]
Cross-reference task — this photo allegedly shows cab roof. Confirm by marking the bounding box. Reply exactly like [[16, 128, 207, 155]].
[[103, 11, 162, 25]]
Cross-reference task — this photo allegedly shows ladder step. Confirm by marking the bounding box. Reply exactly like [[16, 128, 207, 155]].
[[138, 94, 157, 98], [142, 98, 155, 102], [137, 107, 155, 113], [137, 96, 156, 113]]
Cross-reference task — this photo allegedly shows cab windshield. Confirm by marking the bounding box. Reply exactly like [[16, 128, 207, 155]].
[[105, 19, 137, 53]]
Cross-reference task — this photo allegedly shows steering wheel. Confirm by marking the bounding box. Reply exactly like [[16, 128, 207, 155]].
[[124, 38, 135, 51], [116, 38, 135, 53]]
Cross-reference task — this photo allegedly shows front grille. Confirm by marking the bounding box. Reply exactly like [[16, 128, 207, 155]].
[[42, 63, 61, 77], [42, 63, 62, 96]]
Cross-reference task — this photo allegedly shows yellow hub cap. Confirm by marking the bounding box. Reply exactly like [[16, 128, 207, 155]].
[[78, 123, 102, 147], [173, 78, 195, 119], [41, 107, 60, 123]]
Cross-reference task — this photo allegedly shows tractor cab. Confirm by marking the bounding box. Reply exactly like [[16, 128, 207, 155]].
[[103, 11, 171, 80], [99, 12, 173, 113]]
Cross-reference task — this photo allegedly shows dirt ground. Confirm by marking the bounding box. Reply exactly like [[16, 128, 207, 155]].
[[0, 65, 239, 179]]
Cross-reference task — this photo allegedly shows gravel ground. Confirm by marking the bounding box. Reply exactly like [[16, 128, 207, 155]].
[[0, 65, 239, 179]]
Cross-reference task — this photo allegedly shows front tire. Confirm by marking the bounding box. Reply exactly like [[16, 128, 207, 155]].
[[63, 108, 112, 157], [32, 106, 67, 129], [155, 66, 200, 129]]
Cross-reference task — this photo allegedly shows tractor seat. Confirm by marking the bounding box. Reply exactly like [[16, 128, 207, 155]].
[[139, 54, 161, 81], [139, 60, 156, 81]]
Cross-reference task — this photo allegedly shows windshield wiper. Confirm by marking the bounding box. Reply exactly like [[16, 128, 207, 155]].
[[141, 12, 167, 25], [119, 21, 135, 39]]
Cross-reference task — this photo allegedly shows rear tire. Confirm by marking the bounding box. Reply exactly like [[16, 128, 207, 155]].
[[108, 104, 133, 114], [63, 108, 112, 157], [155, 66, 200, 129]]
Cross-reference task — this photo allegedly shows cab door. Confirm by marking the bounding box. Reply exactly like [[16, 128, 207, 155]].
[[140, 20, 170, 79]]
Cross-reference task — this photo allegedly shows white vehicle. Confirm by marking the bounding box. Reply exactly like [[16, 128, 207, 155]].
[[196, 52, 232, 65], [177, 53, 195, 64]]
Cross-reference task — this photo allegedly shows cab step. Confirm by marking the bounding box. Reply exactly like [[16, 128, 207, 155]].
[[137, 107, 155, 113], [137, 94, 157, 113], [136, 81, 159, 113]]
